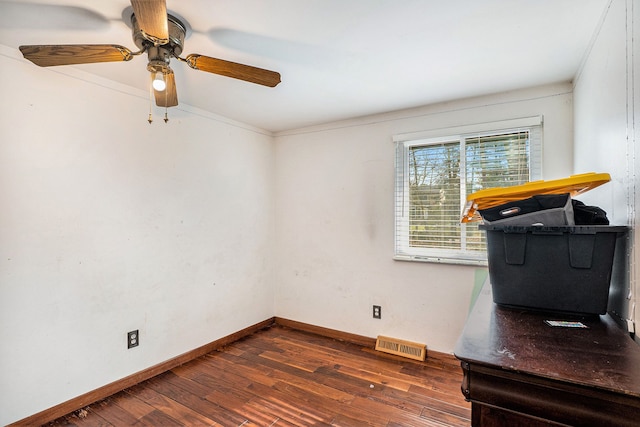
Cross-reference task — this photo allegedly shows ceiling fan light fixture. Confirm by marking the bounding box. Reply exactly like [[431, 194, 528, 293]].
[[152, 71, 166, 91]]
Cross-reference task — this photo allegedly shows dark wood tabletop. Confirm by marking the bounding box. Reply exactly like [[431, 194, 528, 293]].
[[455, 282, 640, 396], [454, 281, 640, 426]]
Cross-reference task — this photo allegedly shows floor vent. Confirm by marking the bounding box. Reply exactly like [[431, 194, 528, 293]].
[[375, 335, 426, 361]]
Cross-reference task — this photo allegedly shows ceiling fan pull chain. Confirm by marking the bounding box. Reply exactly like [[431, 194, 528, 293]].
[[164, 89, 169, 123], [148, 72, 153, 124]]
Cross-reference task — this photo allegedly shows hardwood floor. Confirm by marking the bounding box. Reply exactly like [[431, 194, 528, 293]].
[[45, 325, 470, 426]]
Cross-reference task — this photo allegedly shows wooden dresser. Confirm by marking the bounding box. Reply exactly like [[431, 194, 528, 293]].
[[454, 282, 640, 426]]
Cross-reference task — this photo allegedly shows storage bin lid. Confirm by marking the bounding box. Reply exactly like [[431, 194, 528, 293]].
[[479, 224, 628, 233], [461, 172, 610, 223]]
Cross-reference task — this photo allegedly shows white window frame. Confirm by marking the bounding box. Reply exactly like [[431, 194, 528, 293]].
[[393, 116, 543, 265]]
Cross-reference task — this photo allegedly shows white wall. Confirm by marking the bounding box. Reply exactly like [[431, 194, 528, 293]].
[[0, 46, 275, 425], [573, 0, 638, 338], [6, 17, 623, 420], [274, 83, 574, 354]]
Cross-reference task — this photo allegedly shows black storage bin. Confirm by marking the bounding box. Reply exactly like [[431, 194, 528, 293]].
[[481, 224, 627, 315]]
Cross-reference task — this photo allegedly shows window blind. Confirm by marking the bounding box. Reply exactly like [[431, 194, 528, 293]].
[[394, 122, 542, 264]]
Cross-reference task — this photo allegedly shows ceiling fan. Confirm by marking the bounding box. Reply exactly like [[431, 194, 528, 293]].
[[18, 0, 281, 122]]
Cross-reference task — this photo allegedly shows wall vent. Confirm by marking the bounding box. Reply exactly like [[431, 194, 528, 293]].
[[375, 335, 426, 361]]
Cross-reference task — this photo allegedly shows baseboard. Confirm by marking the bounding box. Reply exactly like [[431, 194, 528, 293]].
[[9, 318, 276, 427], [12, 316, 458, 426], [274, 317, 460, 369], [274, 317, 377, 347]]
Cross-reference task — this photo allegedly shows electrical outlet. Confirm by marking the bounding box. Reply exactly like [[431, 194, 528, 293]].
[[127, 330, 139, 349], [373, 305, 381, 319]]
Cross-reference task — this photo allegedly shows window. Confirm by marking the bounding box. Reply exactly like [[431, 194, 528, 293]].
[[394, 117, 542, 264]]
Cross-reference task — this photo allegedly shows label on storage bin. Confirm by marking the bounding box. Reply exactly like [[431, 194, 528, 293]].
[[544, 320, 589, 328]]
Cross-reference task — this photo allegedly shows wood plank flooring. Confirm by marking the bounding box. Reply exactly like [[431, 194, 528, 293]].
[[45, 325, 470, 426]]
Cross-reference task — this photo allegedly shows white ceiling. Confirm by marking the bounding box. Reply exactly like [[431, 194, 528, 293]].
[[0, 0, 609, 132]]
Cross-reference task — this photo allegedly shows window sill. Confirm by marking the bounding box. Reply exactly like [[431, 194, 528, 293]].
[[393, 255, 488, 266]]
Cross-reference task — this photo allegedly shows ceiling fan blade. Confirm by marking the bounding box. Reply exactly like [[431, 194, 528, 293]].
[[19, 44, 133, 67], [185, 54, 281, 87], [154, 70, 178, 107], [130, 0, 169, 45]]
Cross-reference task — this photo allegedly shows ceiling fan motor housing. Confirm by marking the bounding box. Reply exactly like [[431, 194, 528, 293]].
[[131, 13, 186, 57]]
